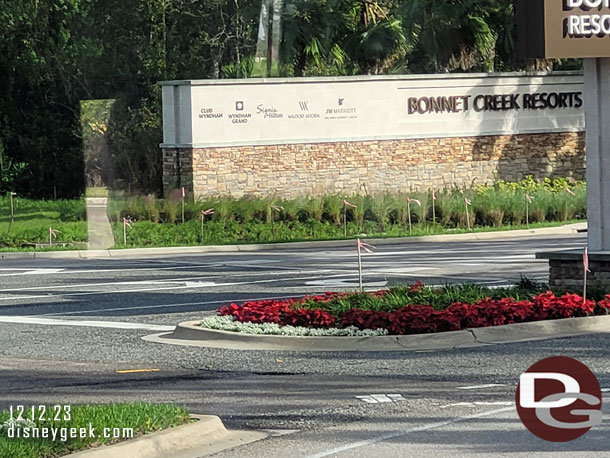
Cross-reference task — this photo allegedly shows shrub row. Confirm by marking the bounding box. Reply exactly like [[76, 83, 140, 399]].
[[111, 177, 586, 231]]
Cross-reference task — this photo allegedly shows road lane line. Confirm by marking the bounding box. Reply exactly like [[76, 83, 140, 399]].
[[0, 272, 367, 302], [457, 384, 506, 390], [0, 316, 174, 331], [0, 277, 313, 301], [0, 296, 49, 301], [304, 407, 514, 458], [39, 294, 320, 317], [116, 369, 160, 374], [0, 269, 332, 293], [441, 402, 514, 408]]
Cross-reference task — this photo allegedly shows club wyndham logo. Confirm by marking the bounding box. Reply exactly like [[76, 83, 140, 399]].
[[516, 356, 602, 442]]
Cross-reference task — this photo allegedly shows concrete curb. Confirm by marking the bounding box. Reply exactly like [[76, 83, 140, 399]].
[[66, 415, 267, 458], [0, 223, 586, 260], [143, 315, 610, 352]]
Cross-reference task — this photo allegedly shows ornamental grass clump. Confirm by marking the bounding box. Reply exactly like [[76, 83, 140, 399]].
[[4, 177, 587, 249]]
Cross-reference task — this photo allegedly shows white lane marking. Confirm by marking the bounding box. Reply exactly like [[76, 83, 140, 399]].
[[0, 272, 370, 302], [0, 283, 239, 301], [0, 268, 65, 276], [364, 267, 435, 273], [0, 265, 217, 276], [213, 260, 279, 266], [0, 316, 174, 331], [1, 274, 344, 302], [441, 402, 514, 408], [259, 429, 300, 437], [300, 251, 538, 260], [306, 279, 388, 288], [40, 294, 320, 317], [304, 407, 514, 458], [0, 296, 49, 301], [0, 269, 333, 294], [0, 276, 218, 293], [356, 394, 406, 404], [457, 384, 506, 390]]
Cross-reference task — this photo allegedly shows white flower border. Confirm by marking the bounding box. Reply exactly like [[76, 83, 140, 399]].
[[200, 315, 389, 337], [0, 417, 37, 434]]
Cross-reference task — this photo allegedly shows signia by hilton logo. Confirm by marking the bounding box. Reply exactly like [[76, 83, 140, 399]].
[[516, 356, 602, 442]]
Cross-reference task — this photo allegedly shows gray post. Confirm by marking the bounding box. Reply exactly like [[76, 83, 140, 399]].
[[585, 58, 610, 252]]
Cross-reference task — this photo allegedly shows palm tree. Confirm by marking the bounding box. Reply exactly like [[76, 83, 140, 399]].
[[400, 0, 498, 72], [342, 0, 411, 74], [280, 0, 409, 76], [280, 0, 350, 76]]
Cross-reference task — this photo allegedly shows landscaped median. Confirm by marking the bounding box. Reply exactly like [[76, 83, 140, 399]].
[[160, 283, 610, 352]]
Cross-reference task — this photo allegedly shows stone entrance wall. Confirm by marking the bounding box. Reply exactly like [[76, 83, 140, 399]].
[[163, 131, 585, 199]]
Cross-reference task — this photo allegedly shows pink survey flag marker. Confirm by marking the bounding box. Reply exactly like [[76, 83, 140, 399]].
[[407, 197, 422, 207], [201, 208, 214, 239], [584, 247, 591, 273], [583, 246, 591, 304], [525, 194, 533, 228], [181, 187, 186, 198], [122, 217, 133, 244], [357, 238, 375, 254], [356, 238, 376, 292], [271, 205, 284, 212], [49, 227, 59, 246], [431, 189, 437, 224], [406, 197, 421, 234], [565, 187, 576, 196], [464, 198, 472, 230], [343, 199, 357, 237]]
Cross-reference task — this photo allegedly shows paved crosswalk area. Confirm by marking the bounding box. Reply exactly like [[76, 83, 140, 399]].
[[0, 234, 587, 326]]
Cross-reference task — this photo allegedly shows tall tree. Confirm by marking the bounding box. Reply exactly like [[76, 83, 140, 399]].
[[0, 0, 90, 197], [399, 0, 499, 73], [281, 0, 410, 76]]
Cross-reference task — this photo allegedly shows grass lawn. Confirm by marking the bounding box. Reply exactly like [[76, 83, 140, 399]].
[[0, 196, 87, 248], [0, 403, 190, 458]]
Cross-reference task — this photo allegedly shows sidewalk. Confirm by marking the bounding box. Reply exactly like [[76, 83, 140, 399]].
[[0, 222, 586, 260], [85, 197, 115, 250]]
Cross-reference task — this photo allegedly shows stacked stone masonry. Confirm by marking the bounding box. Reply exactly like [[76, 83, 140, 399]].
[[550, 259, 610, 291], [162, 132, 585, 199]]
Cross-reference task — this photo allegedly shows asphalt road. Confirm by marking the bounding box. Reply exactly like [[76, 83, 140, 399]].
[[1, 233, 609, 457]]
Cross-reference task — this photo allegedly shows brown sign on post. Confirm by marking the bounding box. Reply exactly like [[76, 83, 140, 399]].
[[517, 0, 610, 58]]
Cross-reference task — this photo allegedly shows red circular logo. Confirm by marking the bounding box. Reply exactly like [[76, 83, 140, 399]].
[[516, 356, 602, 442]]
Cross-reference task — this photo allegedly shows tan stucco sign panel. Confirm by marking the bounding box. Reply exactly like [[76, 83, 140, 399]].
[[161, 74, 584, 149], [518, 0, 610, 59], [546, 0, 610, 58]]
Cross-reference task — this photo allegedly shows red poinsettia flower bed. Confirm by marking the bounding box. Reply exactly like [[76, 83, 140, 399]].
[[218, 291, 610, 336]]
